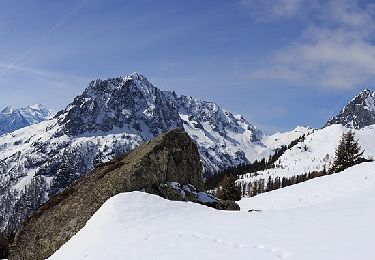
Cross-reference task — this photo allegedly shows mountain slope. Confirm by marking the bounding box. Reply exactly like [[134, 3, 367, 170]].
[[325, 89, 375, 129], [49, 161, 375, 260], [0, 72, 275, 232], [166, 92, 265, 172], [237, 89, 375, 194], [0, 104, 54, 135], [237, 124, 375, 196]]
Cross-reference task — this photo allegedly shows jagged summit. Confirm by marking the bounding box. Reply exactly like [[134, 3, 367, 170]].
[[57, 72, 182, 137], [325, 89, 375, 129]]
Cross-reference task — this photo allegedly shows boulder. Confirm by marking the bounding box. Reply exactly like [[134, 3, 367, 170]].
[[9, 129, 203, 260]]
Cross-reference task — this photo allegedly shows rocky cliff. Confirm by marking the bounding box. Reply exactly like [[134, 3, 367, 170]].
[[325, 89, 375, 129], [9, 129, 203, 260]]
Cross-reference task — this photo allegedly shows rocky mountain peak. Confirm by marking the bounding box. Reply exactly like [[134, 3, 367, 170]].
[[57, 73, 182, 137], [325, 89, 375, 129]]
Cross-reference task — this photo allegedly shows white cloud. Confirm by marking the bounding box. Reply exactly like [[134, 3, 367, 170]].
[[247, 0, 375, 89], [240, 0, 308, 19]]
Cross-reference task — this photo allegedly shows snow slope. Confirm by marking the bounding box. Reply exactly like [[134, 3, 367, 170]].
[[50, 161, 375, 260], [262, 126, 312, 150], [237, 124, 375, 189]]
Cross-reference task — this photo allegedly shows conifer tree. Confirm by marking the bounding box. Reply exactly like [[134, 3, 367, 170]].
[[216, 175, 241, 201], [266, 176, 274, 191], [330, 131, 364, 173]]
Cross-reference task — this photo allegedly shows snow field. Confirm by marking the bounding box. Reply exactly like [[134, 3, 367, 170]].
[[50, 161, 375, 260]]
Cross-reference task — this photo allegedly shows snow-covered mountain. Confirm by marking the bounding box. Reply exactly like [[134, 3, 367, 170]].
[[0, 104, 54, 135], [237, 124, 375, 196], [325, 89, 375, 129], [54, 72, 266, 172], [0, 72, 283, 231], [237, 89, 375, 195]]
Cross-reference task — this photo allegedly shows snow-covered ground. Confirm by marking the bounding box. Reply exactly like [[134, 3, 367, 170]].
[[238, 124, 375, 186], [50, 161, 375, 260], [262, 126, 312, 151]]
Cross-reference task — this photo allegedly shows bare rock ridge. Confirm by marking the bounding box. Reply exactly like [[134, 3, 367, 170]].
[[325, 89, 375, 129], [9, 128, 203, 260]]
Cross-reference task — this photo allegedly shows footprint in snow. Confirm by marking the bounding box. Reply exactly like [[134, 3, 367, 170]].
[[174, 232, 290, 259]]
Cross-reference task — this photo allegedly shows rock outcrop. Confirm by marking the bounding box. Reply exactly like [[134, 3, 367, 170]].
[[9, 129, 203, 260], [325, 89, 375, 129]]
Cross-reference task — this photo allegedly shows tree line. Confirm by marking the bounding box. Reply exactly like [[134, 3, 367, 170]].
[[208, 130, 372, 200], [239, 130, 372, 197], [205, 134, 306, 190]]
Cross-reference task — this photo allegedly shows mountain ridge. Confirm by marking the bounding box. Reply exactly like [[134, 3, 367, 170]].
[[325, 89, 375, 129]]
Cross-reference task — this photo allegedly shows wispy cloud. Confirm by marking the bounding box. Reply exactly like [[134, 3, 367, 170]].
[[0, 0, 90, 78], [246, 0, 375, 89], [240, 0, 308, 19], [0, 63, 63, 78]]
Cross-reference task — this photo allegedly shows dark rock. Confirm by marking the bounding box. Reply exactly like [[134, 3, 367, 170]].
[[9, 129, 203, 260], [212, 200, 240, 211], [158, 184, 186, 201], [325, 89, 375, 129]]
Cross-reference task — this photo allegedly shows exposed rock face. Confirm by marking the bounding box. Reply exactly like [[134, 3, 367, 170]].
[[9, 129, 203, 260], [325, 89, 375, 129], [56, 73, 182, 137]]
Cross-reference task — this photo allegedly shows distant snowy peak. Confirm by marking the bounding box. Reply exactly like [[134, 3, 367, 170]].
[[19, 104, 55, 124], [325, 89, 375, 129], [1, 106, 17, 114], [0, 104, 54, 135]]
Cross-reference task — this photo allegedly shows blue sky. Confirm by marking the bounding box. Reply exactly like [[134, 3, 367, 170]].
[[0, 0, 374, 133]]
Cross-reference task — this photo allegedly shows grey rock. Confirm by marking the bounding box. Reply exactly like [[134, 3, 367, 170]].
[[325, 89, 375, 129], [9, 129, 203, 260]]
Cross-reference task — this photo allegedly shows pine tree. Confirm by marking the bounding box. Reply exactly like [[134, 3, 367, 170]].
[[330, 131, 364, 173], [266, 176, 274, 191], [216, 175, 241, 201]]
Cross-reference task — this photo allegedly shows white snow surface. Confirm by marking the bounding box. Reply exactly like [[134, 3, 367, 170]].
[[238, 124, 375, 186], [50, 161, 375, 260]]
